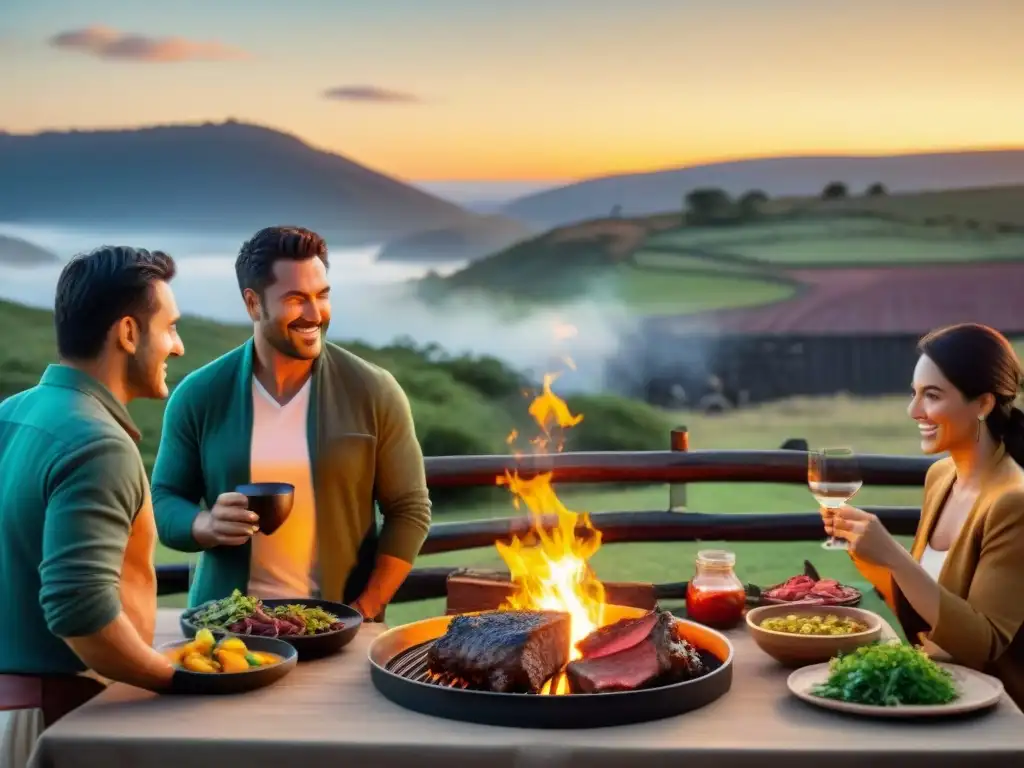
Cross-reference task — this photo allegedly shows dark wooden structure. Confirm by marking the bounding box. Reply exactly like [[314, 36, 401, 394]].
[[610, 261, 1024, 407], [622, 331, 921, 407]]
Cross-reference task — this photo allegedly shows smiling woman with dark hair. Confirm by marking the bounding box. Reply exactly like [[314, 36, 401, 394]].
[[823, 323, 1024, 708]]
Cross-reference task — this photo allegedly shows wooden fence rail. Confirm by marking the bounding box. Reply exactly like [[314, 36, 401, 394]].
[[156, 447, 934, 601], [156, 504, 921, 600], [420, 450, 935, 487]]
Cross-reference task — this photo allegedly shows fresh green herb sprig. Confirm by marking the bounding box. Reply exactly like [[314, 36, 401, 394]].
[[811, 641, 959, 706], [190, 589, 260, 628]]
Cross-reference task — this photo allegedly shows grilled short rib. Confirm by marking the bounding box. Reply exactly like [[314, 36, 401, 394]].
[[565, 609, 706, 694], [427, 610, 571, 693]]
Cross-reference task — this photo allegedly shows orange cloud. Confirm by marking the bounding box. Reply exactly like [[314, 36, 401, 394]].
[[49, 26, 247, 62], [322, 85, 421, 104]]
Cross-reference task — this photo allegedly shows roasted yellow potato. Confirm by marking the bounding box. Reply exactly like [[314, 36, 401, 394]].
[[164, 633, 282, 674]]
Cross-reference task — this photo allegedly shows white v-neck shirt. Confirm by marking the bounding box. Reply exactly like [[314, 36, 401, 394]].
[[919, 543, 951, 659], [246, 377, 319, 599], [920, 544, 949, 581]]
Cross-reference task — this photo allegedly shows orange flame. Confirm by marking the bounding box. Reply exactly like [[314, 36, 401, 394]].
[[494, 367, 606, 690]]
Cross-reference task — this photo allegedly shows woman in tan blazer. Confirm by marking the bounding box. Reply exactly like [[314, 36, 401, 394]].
[[825, 323, 1024, 708]]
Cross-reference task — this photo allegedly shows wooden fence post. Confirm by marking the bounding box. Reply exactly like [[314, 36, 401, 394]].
[[669, 426, 688, 512]]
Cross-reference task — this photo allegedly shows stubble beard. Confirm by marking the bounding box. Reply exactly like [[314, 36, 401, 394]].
[[126, 346, 164, 400], [262, 319, 320, 361]]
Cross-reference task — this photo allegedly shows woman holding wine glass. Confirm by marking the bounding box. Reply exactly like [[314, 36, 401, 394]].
[[823, 323, 1024, 709]]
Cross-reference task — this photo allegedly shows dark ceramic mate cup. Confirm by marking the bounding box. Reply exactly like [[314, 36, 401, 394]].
[[236, 482, 294, 536]]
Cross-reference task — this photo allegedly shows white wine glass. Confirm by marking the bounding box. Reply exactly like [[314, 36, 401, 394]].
[[808, 447, 863, 551]]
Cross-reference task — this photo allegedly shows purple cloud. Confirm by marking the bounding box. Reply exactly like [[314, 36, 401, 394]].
[[322, 85, 422, 104], [49, 26, 247, 62]]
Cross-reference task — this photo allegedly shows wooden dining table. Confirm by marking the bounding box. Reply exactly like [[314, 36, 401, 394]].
[[27, 608, 1024, 768]]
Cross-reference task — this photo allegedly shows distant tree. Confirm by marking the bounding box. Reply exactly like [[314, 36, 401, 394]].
[[821, 182, 848, 200], [738, 189, 769, 219], [610, 204, 623, 218], [866, 182, 888, 197], [684, 187, 732, 223]]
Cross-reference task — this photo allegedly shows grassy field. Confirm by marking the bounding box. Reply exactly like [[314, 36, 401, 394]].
[[642, 217, 1024, 267], [631, 250, 773, 276], [606, 264, 795, 312]]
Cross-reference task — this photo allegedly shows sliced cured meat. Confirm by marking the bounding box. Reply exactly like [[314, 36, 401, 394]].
[[764, 574, 860, 604]]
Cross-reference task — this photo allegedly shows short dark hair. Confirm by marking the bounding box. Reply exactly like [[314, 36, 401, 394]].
[[234, 226, 328, 296], [54, 245, 177, 360]]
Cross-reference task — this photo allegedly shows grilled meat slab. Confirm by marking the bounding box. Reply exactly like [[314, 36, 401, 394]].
[[566, 610, 707, 693], [427, 610, 571, 693]]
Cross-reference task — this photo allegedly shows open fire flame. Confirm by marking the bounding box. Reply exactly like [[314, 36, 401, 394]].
[[494, 349, 607, 694]]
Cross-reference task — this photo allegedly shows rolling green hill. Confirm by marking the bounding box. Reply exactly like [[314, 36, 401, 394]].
[[423, 226, 797, 315], [425, 186, 1024, 315]]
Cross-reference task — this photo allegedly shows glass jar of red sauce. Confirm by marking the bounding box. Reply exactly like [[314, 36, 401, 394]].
[[686, 549, 746, 629]]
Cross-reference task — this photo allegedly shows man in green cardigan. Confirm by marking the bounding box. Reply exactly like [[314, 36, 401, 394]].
[[152, 226, 432, 619]]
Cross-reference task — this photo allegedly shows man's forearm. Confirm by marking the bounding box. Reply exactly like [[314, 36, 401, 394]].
[[63, 612, 175, 692], [355, 554, 413, 617]]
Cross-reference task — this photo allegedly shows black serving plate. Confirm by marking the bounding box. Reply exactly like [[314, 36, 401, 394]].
[[367, 606, 735, 729], [180, 598, 363, 661], [160, 635, 298, 695]]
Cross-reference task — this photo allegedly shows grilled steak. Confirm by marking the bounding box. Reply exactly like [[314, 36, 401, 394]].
[[566, 610, 707, 694], [575, 610, 658, 659], [427, 610, 571, 693]]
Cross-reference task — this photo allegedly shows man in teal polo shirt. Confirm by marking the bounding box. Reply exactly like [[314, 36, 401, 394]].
[[0, 246, 185, 766], [152, 226, 432, 619]]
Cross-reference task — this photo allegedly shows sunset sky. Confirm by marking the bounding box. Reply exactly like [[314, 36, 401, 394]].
[[2, 0, 1022, 182]]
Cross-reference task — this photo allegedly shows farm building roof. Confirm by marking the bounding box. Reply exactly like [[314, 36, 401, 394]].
[[647, 262, 1024, 337]]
